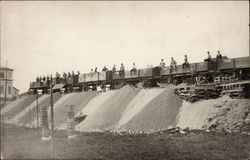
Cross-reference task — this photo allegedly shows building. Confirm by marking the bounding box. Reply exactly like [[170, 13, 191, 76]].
[[0, 67, 19, 102], [13, 87, 19, 100]]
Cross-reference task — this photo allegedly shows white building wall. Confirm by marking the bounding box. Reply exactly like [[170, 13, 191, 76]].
[[0, 68, 14, 101]]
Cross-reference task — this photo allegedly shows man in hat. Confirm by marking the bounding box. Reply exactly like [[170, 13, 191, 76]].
[[204, 51, 211, 62], [159, 59, 166, 68], [119, 63, 125, 77], [182, 55, 189, 71], [170, 57, 177, 73]]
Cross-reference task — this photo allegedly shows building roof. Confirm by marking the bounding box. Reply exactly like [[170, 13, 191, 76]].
[[13, 87, 19, 91], [0, 67, 14, 71]]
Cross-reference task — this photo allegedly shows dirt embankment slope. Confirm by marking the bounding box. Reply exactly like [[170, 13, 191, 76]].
[[56, 91, 99, 129], [119, 85, 182, 132], [75, 90, 118, 131], [176, 99, 218, 130], [203, 97, 250, 133], [2, 95, 37, 119], [75, 86, 140, 131], [2, 86, 250, 134], [176, 96, 250, 133]]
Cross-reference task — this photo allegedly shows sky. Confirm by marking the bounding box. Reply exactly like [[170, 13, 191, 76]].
[[1, 1, 249, 93]]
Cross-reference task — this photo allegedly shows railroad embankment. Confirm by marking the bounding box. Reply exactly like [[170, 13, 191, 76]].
[[1, 86, 249, 133]]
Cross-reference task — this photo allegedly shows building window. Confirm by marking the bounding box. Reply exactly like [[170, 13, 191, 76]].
[[0, 85, 3, 94], [8, 86, 11, 95], [0, 72, 4, 78], [8, 72, 13, 79]]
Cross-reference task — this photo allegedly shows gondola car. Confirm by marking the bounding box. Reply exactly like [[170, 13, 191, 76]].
[[138, 68, 153, 79], [111, 70, 139, 89], [78, 71, 113, 90], [29, 56, 250, 93], [63, 75, 79, 92], [29, 77, 65, 93]]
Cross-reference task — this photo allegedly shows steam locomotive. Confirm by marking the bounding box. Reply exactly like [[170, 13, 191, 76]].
[[29, 56, 250, 93]]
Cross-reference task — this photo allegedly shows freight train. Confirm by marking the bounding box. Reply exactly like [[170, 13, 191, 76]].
[[29, 56, 250, 94]]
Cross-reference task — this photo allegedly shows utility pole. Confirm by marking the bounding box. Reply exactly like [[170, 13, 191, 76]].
[[4, 61, 8, 105], [36, 89, 39, 128], [50, 75, 54, 132], [50, 75, 54, 159]]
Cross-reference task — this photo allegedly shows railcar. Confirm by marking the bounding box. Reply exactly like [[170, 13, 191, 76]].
[[78, 71, 113, 90], [29, 56, 250, 93], [62, 75, 79, 92], [112, 70, 139, 87]]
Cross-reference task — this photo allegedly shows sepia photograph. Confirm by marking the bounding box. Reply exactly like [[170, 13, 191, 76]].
[[1, 1, 250, 159]]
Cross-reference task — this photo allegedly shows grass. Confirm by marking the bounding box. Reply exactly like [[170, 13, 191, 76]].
[[1, 124, 250, 160]]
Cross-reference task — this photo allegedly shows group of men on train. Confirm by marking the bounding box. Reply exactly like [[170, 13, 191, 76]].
[[35, 50, 224, 85], [159, 50, 223, 73]]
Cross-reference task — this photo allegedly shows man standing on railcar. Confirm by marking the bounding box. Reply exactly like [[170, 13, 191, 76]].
[[42, 75, 46, 86], [68, 72, 71, 78], [102, 66, 108, 72], [56, 72, 61, 84], [63, 72, 67, 83], [39, 76, 42, 86], [159, 59, 166, 68], [204, 51, 211, 62], [46, 74, 50, 86], [43, 75, 46, 81], [216, 51, 222, 59], [112, 65, 116, 72], [216, 50, 222, 70], [182, 55, 189, 71], [170, 57, 177, 73], [130, 63, 137, 75], [36, 76, 39, 83], [120, 63, 125, 78]]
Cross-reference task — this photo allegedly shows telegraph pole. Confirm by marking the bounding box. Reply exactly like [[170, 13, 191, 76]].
[[4, 61, 8, 105], [50, 75, 54, 132], [36, 89, 39, 128], [50, 75, 54, 158]]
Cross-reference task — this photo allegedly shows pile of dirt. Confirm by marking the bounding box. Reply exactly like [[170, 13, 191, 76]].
[[117, 88, 165, 130], [75, 90, 118, 131], [1, 96, 27, 115], [119, 85, 182, 132], [5, 85, 249, 134], [203, 97, 250, 133], [26, 93, 62, 127], [52, 92, 98, 129], [76, 86, 181, 132], [75, 86, 140, 131], [47, 93, 74, 128], [55, 91, 98, 129], [176, 99, 219, 129], [2, 95, 37, 119], [11, 95, 50, 125]]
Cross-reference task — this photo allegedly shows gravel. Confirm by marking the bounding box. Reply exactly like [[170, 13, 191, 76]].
[[120, 85, 182, 132]]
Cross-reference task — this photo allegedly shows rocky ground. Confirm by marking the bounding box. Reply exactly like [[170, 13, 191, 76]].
[[1, 124, 250, 160], [203, 97, 250, 133]]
